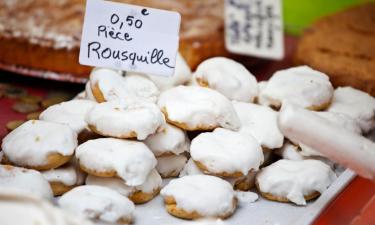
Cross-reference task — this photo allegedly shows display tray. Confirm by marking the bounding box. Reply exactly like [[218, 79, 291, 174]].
[[90, 169, 355, 225]]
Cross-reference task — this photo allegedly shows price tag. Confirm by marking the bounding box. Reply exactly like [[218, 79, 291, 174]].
[[79, 0, 181, 76], [224, 0, 284, 60]]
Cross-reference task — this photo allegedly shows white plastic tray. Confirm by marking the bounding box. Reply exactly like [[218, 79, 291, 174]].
[[126, 169, 355, 225]]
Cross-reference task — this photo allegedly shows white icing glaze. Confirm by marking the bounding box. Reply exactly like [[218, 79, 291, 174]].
[[0, 165, 53, 199], [179, 158, 204, 177], [144, 123, 190, 156], [122, 73, 160, 103], [75, 138, 156, 186], [160, 175, 236, 217], [256, 159, 337, 205], [158, 85, 240, 130], [275, 141, 305, 161], [42, 166, 76, 186], [90, 68, 159, 103], [232, 101, 284, 149], [58, 185, 135, 223], [258, 81, 268, 93], [156, 154, 188, 177], [40, 99, 96, 133], [327, 86, 375, 133], [257, 81, 269, 106], [85, 100, 165, 140], [279, 103, 375, 180], [90, 68, 124, 102], [0, 188, 93, 225], [142, 53, 192, 91], [235, 191, 258, 204], [194, 57, 258, 102], [86, 175, 133, 197], [85, 82, 96, 101], [259, 66, 334, 109], [42, 162, 85, 186], [190, 128, 264, 175], [1, 120, 77, 167], [85, 169, 162, 196]]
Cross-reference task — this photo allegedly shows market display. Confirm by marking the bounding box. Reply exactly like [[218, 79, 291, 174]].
[[1, 1, 375, 225], [1, 51, 374, 224]]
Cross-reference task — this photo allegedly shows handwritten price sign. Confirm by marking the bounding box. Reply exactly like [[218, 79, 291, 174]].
[[79, 0, 181, 76], [225, 0, 284, 60]]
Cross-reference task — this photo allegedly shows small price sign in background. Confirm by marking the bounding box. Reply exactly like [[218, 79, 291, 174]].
[[225, 0, 284, 60], [79, 0, 181, 76]]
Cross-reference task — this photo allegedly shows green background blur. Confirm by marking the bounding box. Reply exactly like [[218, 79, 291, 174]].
[[283, 0, 374, 35]]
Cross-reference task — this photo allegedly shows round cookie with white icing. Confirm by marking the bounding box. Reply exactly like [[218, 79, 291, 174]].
[[58, 185, 135, 224], [158, 86, 240, 131], [190, 128, 263, 177], [75, 138, 156, 186], [0, 165, 53, 199], [156, 154, 188, 178], [256, 159, 337, 205], [86, 100, 165, 140], [41, 162, 86, 196], [86, 169, 162, 204], [160, 175, 237, 220], [0, 188, 93, 225], [233, 101, 284, 149], [39, 99, 96, 134], [327, 86, 375, 133], [122, 73, 160, 103], [1, 120, 77, 170], [179, 159, 256, 191], [259, 66, 334, 110], [89, 68, 124, 102], [90, 68, 159, 103], [144, 123, 190, 156], [145, 53, 192, 91], [193, 57, 258, 102]]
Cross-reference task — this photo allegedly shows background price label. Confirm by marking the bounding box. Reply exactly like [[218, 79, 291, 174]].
[[79, 0, 181, 76], [224, 0, 284, 60]]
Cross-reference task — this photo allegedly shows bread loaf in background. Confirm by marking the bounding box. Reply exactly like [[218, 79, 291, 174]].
[[294, 3, 375, 96]]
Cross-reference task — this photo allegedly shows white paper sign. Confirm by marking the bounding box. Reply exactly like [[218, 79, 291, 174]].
[[224, 0, 284, 60], [79, 0, 181, 76]]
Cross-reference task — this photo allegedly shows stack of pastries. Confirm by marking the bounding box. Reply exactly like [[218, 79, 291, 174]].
[[1, 52, 375, 224]]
